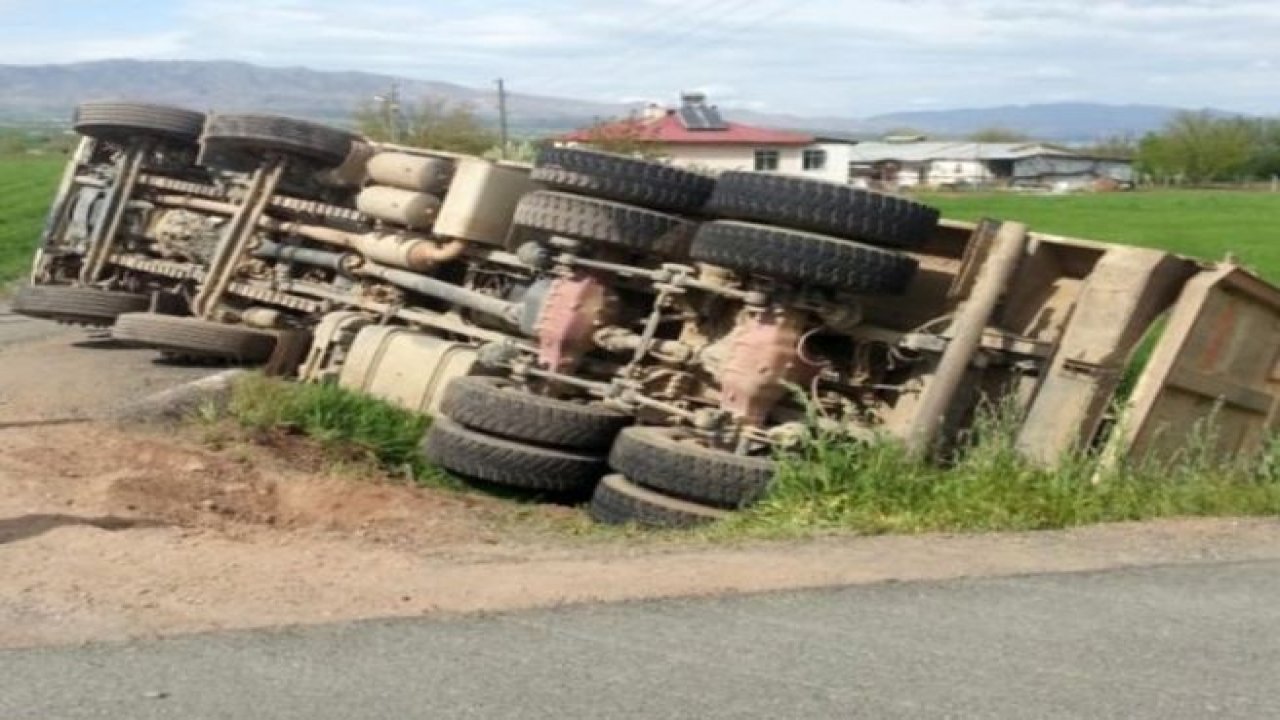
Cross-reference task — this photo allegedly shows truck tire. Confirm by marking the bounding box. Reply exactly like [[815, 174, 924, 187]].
[[532, 147, 714, 215], [609, 426, 775, 509], [112, 313, 276, 362], [439, 376, 630, 451], [10, 285, 151, 326], [422, 416, 606, 493], [706, 171, 940, 248], [512, 191, 696, 257], [588, 474, 729, 528], [201, 114, 358, 171], [73, 102, 206, 144], [690, 221, 918, 295]]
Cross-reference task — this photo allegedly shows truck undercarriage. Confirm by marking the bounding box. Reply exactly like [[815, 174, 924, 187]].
[[17, 102, 1280, 527]]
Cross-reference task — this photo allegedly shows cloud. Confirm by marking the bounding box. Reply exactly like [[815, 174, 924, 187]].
[[0, 0, 1276, 115], [0, 31, 189, 64]]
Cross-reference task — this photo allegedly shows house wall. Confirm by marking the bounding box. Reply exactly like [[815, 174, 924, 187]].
[[612, 139, 1138, 190], [1013, 156, 1135, 184], [800, 142, 857, 185], [663, 145, 791, 173], [924, 159, 995, 186], [663, 143, 852, 184]]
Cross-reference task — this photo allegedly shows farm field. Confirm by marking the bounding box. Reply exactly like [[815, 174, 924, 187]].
[[924, 190, 1280, 281], [0, 155, 62, 286]]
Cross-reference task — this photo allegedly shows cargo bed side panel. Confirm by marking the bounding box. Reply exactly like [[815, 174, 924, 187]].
[[1118, 266, 1280, 461]]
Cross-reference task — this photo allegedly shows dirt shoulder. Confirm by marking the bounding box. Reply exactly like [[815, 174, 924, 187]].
[[3, 420, 1279, 650], [2, 315, 1279, 650]]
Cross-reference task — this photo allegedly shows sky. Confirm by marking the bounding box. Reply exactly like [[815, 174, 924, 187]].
[[0, 0, 1276, 117]]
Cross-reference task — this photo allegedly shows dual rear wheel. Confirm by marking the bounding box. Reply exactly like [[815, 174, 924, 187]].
[[422, 376, 626, 495], [420, 377, 778, 529]]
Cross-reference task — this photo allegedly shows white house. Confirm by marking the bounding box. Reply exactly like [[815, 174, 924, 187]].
[[562, 95, 1133, 190], [561, 93, 819, 176]]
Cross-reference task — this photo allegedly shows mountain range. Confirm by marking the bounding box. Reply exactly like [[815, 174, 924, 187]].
[[0, 59, 1240, 141]]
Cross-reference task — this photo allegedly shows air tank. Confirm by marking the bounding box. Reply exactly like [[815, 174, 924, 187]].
[[366, 152, 454, 194], [356, 186, 441, 230]]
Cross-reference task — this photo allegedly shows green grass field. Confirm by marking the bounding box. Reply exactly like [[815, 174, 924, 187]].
[[924, 190, 1280, 280], [0, 155, 63, 285]]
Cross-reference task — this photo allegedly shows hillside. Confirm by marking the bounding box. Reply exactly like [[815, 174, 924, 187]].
[[860, 103, 1230, 141], [0, 59, 625, 132], [0, 59, 1236, 140]]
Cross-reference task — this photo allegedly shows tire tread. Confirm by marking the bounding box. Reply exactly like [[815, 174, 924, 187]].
[[111, 313, 276, 362], [73, 101, 206, 143], [531, 147, 714, 215], [512, 191, 696, 256], [202, 114, 357, 170], [588, 474, 728, 528], [707, 171, 940, 248], [440, 376, 630, 451], [422, 416, 606, 492], [690, 221, 918, 294], [609, 427, 775, 509], [11, 285, 150, 326]]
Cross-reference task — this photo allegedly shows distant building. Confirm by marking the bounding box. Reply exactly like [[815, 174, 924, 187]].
[[562, 95, 1133, 190], [836, 139, 1134, 190]]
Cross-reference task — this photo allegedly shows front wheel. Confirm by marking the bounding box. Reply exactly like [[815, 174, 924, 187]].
[[200, 114, 359, 172], [111, 313, 277, 363], [72, 101, 206, 145], [10, 285, 151, 326]]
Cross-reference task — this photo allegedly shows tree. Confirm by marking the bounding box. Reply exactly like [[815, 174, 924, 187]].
[[1136, 111, 1254, 184], [1084, 133, 1138, 160], [967, 127, 1032, 143], [483, 139, 541, 164], [1245, 118, 1280, 179], [355, 98, 499, 156]]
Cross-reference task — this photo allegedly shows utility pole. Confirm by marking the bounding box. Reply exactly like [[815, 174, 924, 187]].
[[375, 82, 401, 143], [496, 78, 509, 160]]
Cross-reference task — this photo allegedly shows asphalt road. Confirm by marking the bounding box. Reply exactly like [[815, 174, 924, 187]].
[[0, 307, 66, 348], [0, 309, 214, 422], [2, 559, 1277, 719]]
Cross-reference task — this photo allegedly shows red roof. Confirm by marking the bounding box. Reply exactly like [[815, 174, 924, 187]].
[[562, 111, 813, 146]]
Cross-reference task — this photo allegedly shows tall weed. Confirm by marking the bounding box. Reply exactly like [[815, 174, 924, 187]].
[[736, 403, 1280, 535]]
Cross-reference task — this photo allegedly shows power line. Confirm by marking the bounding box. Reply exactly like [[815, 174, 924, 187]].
[[590, 0, 764, 78], [529, 0, 766, 96], [518, 0, 814, 114], [591, 0, 802, 101], [654, 0, 814, 69]]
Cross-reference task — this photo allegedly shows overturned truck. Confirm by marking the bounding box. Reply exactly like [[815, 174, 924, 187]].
[[17, 102, 1280, 527]]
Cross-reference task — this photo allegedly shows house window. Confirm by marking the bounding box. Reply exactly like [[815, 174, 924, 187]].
[[754, 149, 779, 171], [803, 149, 827, 171]]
